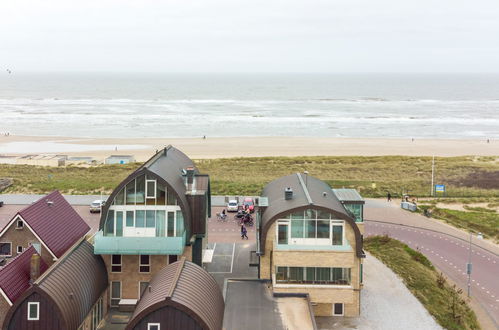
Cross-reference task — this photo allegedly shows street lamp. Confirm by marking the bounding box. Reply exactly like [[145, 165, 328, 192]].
[[467, 232, 472, 297]]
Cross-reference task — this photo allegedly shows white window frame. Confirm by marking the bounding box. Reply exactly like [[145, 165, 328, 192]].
[[333, 303, 344, 316], [111, 254, 122, 273], [17, 245, 23, 254], [139, 255, 151, 273], [148, 323, 160, 330], [138, 281, 149, 298], [146, 179, 157, 199], [331, 222, 345, 246], [27, 302, 40, 320], [110, 281, 122, 307], [0, 242, 12, 257], [276, 221, 290, 244]]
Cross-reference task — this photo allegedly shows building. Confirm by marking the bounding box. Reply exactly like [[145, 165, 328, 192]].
[[256, 173, 365, 317], [126, 258, 224, 330], [105, 155, 136, 165], [66, 157, 95, 166], [0, 191, 91, 267], [332, 188, 365, 234], [2, 238, 108, 330], [15, 155, 67, 167], [94, 146, 211, 311], [0, 246, 48, 327]]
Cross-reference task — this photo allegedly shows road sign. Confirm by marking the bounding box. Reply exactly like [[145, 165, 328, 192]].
[[435, 184, 445, 193]]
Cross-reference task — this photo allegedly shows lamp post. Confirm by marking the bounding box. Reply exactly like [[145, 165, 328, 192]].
[[431, 155, 435, 197], [467, 232, 472, 297]]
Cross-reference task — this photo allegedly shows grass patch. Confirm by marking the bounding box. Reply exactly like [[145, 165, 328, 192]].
[[365, 236, 480, 330], [1, 155, 499, 198]]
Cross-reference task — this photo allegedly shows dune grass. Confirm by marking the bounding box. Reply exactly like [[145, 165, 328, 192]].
[[0, 155, 498, 198], [365, 235, 480, 330]]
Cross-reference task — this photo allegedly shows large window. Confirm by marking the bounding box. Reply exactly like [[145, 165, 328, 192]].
[[0, 242, 12, 256], [275, 266, 351, 285], [344, 204, 363, 222], [27, 302, 39, 320], [139, 255, 150, 273], [111, 282, 121, 307], [277, 209, 346, 246]]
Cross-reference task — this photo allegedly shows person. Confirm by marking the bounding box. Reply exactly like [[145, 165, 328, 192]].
[[222, 208, 226, 216], [241, 224, 248, 240], [387, 192, 392, 202]]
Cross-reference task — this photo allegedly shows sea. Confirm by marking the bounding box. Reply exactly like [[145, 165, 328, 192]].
[[0, 73, 498, 139]]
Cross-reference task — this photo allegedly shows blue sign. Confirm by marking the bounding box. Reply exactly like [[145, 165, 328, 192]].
[[435, 184, 445, 193]]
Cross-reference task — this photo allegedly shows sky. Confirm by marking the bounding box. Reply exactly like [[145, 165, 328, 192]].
[[0, 0, 498, 73]]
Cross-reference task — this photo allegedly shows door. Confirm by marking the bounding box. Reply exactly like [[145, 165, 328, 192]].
[[110, 281, 121, 306], [277, 223, 289, 245]]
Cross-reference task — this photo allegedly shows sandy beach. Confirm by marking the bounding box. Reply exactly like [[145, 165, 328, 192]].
[[0, 135, 497, 161]]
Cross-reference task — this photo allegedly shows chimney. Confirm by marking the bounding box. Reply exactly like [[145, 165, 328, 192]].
[[284, 187, 293, 200], [46, 200, 54, 207], [30, 254, 41, 284], [186, 166, 195, 185]]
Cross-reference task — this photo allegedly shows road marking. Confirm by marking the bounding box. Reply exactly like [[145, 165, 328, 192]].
[[230, 242, 235, 273]]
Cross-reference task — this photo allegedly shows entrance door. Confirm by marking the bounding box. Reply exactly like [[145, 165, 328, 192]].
[[277, 223, 289, 245]]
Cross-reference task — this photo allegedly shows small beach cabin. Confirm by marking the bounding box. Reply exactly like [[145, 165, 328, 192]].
[[105, 155, 136, 165]]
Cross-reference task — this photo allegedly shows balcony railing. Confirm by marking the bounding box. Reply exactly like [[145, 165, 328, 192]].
[[275, 240, 352, 252], [93, 230, 186, 255]]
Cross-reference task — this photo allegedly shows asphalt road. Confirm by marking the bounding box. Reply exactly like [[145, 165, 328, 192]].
[[364, 199, 499, 328]]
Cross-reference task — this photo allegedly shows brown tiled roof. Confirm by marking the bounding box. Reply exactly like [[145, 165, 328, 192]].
[[127, 258, 224, 330], [17, 191, 90, 258], [0, 246, 48, 303], [259, 173, 364, 257]]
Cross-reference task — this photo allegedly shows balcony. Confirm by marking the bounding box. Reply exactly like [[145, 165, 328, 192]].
[[93, 230, 186, 255], [275, 240, 352, 252]]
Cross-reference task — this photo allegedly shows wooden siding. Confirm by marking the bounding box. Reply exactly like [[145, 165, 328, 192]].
[[132, 306, 203, 330], [6, 292, 64, 330]]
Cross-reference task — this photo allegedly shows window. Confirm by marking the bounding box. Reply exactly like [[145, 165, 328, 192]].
[[148, 324, 160, 330], [333, 303, 344, 316], [17, 246, 23, 254], [275, 267, 351, 285], [126, 211, 134, 227], [146, 210, 155, 228], [139, 255, 150, 273], [146, 179, 156, 198], [283, 209, 345, 244], [16, 219, 24, 229], [104, 211, 115, 236], [27, 302, 39, 320], [332, 225, 343, 245], [111, 281, 121, 306], [111, 255, 122, 272], [0, 242, 12, 256], [277, 223, 289, 244], [136, 210, 145, 228], [344, 203, 363, 222], [168, 255, 178, 264], [167, 212, 175, 237], [139, 281, 149, 298]]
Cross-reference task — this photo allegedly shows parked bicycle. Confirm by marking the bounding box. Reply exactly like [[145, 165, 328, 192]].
[[216, 212, 228, 222]]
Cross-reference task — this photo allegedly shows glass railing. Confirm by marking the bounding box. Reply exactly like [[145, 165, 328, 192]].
[[275, 240, 352, 252], [93, 230, 186, 255]]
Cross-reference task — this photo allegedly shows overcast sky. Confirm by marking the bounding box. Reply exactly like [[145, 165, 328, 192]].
[[1, 0, 498, 73]]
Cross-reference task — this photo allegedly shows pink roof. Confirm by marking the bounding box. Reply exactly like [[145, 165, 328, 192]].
[[17, 191, 90, 258], [0, 246, 48, 303]]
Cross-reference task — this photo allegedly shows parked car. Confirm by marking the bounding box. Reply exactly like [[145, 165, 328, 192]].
[[227, 200, 239, 212], [243, 197, 255, 213], [90, 200, 106, 213]]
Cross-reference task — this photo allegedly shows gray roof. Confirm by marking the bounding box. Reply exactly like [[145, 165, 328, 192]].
[[259, 173, 364, 258], [332, 188, 365, 203]]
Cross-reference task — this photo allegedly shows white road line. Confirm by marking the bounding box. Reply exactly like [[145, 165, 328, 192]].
[[230, 242, 235, 273]]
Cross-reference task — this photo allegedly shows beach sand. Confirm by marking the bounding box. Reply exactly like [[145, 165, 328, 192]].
[[0, 135, 497, 161]]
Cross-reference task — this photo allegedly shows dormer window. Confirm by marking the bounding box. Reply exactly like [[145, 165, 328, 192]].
[[16, 219, 24, 229]]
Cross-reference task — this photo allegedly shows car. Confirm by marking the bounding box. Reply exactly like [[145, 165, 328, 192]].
[[243, 197, 255, 213], [90, 200, 106, 213], [226, 200, 239, 212]]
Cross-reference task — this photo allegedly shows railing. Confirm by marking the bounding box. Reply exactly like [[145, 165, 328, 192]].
[[93, 230, 186, 255]]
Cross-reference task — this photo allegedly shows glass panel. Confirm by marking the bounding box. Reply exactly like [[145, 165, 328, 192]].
[[305, 267, 315, 284], [167, 187, 177, 205], [112, 254, 121, 264], [105, 211, 114, 236], [277, 224, 288, 244], [157, 182, 166, 205], [139, 282, 149, 298], [304, 209, 316, 220], [146, 210, 155, 228], [111, 281, 121, 306], [176, 211, 184, 236], [316, 268, 331, 283], [125, 180, 136, 205], [28, 304, 38, 319], [289, 267, 304, 283], [140, 255, 150, 265], [317, 220, 330, 238], [305, 220, 316, 238], [291, 219, 304, 238], [332, 225, 343, 245], [276, 266, 287, 282], [136, 210, 145, 228], [146, 180, 156, 198], [136, 175, 145, 205], [0, 243, 11, 255], [115, 188, 125, 205], [334, 303, 343, 315], [290, 211, 304, 220], [126, 211, 134, 227], [115, 211, 123, 237], [317, 209, 331, 219], [156, 210, 165, 237], [167, 212, 175, 237]]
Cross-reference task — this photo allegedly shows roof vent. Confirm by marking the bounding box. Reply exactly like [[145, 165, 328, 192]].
[[46, 200, 54, 207], [323, 192, 327, 197], [284, 187, 293, 200]]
